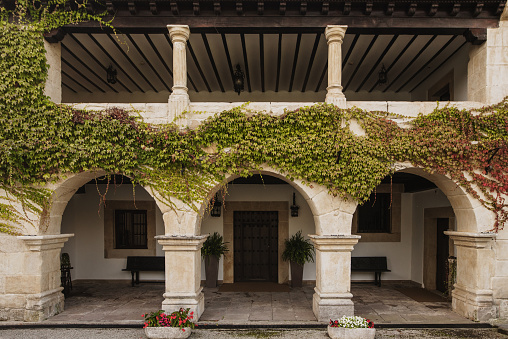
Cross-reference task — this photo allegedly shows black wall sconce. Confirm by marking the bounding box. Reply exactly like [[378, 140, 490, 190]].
[[290, 192, 299, 217], [211, 193, 222, 217], [378, 64, 387, 85], [233, 64, 245, 95], [107, 65, 117, 84]]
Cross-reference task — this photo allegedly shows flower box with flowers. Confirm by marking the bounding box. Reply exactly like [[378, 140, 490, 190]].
[[143, 308, 196, 339], [328, 316, 375, 339]]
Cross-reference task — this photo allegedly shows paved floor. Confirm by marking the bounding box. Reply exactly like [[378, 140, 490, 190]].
[[46, 280, 473, 325]]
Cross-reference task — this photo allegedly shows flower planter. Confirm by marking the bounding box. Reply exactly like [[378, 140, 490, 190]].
[[327, 326, 375, 339], [144, 327, 191, 339]]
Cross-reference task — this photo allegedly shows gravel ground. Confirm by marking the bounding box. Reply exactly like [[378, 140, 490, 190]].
[[0, 328, 506, 339]]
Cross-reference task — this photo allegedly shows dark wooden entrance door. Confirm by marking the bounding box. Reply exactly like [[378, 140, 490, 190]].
[[436, 218, 450, 293], [234, 211, 278, 282]]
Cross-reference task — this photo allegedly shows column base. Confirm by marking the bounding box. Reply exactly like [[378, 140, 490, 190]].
[[162, 289, 205, 320], [168, 93, 190, 122], [452, 284, 496, 321], [0, 288, 65, 322], [325, 93, 346, 109], [313, 288, 354, 322]]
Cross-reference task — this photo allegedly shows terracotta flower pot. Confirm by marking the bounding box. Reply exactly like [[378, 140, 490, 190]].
[[327, 326, 375, 339], [144, 326, 191, 339]]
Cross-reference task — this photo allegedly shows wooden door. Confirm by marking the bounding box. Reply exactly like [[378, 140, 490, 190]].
[[436, 218, 450, 293], [234, 211, 278, 282]]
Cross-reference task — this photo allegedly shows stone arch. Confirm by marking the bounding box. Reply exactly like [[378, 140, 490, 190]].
[[396, 164, 496, 233]]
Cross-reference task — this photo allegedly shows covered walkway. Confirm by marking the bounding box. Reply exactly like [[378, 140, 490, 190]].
[[45, 280, 473, 325]]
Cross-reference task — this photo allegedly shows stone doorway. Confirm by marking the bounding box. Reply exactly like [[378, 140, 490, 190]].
[[233, 211, 279, 282]]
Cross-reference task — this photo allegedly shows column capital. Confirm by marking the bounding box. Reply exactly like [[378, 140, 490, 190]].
[[156, 235, 206, 251], [325, 25, 347, 44], [17, 234, 74, 252], [444, 231, 496, 249], [167, 25, 190, 43], [309, 234, 360, 252]]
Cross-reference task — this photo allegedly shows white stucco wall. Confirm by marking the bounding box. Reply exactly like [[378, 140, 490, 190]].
[[410, 188, 452, 284], [61, 184, 165, 281]]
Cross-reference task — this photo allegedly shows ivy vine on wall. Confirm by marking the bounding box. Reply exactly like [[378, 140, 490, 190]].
[[1, 2, 507, 235]]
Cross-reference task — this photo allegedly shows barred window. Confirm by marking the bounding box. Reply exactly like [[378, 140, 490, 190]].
[[115, 210, 148, 249], [357, 193, 391, 233]]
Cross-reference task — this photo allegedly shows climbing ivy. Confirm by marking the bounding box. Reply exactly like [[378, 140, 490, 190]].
[[1, 3, 507, 235]]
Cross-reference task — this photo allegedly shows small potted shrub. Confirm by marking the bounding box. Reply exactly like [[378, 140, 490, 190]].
[[201, 232, 229, 288], [282, 230, 315, 287], [328, 316, 375, 339], [143, 308, 196, 339]]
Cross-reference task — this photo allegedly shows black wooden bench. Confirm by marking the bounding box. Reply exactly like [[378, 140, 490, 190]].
[[122, 256, 165, 286], [351, 256, 391, 287]]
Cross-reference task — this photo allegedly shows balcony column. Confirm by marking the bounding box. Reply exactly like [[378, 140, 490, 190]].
[[325, 25, 347, 108], [44, 40, 61, 104], [309, 235, 360, 321], [167, 25, 191, 122]]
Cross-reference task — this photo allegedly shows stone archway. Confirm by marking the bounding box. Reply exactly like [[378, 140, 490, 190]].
[[396, 165, 497, 321]]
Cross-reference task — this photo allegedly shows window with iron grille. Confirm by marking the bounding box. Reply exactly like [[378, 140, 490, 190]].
[[357, 193, 391, 233], [115, 210, 148, 249]]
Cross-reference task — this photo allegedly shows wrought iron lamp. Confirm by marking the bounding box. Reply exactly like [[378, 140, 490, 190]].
[[290, 193, 299, 217], [107, 65, 117, 84], [378, 64, 387, 85], [211, 193, 222, 217], [233, 64, 245, 95]]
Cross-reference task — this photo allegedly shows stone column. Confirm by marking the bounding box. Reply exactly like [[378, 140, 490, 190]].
[[309, 235, 360, 321], [325, 25, 347, 109], [43, 40, 61, 104], [0, 234, 73, 321], [167, 25, 191, 122], [156, 235, 207, 319], [445, 231, 496, 321]]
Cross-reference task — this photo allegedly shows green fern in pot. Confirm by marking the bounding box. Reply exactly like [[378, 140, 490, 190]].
[[282, 230, 315, 287]]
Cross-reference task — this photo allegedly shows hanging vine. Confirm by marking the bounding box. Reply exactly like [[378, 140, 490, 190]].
[[1, 2, 507, 235]]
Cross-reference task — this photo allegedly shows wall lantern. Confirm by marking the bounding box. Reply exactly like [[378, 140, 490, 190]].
[[378, 64, 387, 85], [290, 193, 299, 217], [211, 193, 222, 217], [107, 65, 117, 84], [233, 64, 245, 95]]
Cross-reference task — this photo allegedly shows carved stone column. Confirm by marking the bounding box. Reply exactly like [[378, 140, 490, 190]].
[[445, 231, 496, 321], [325, 25, 347, 109], [157, 235, 207, 319], [0, 234, 74, 321], [309, 234, 360, 321], [167, 25, 191, 121]]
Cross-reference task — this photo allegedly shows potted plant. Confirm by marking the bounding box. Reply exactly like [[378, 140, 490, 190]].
[[328, 316, 375, 339], [143, 308, 196, 339], [282, 230, 315, 287], [201, 232, 229, 288]]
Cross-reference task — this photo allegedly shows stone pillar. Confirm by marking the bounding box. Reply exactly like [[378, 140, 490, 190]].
[[167, 25, 191, 122], [309, 235, 360, 321], [43, 40, 61, 104], [445, 231, 496, 321], [0, 234, 72, 321], [156, 235, 206, 319], [325, 25, 347, 109]]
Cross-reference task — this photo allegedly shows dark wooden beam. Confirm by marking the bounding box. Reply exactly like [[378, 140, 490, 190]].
[[44, 28, 66, 43], [463, 28, 487, 45], [240, 33, 252, 92], [221, 34, 235, 88], [62, 70, 93, 93], [68, 33, 132, 93], [288, 33, 302, 92], [383, 35, 437, 92], [301, 33, 321, 92], [259, 34, 265, 92], [186, 39, 211, 92], [315, 60, 327, 92], [61, 43, 119, 93], [275, 33, 282, 92], [344, 35, 378, 91], [202, 33, 225, 92], [88, 33, 146, 93], [61, 59, 105, 92], [369, 35, 417, 92], [355, 35, 398, 92], [410, 41, 467, 92], [342, 34, 360, 69], [396, 35, 458, 92], [62, 82, 78, 94], [145, 34, 174, 81], [127, 34, 172, 91], [107, 34, 158, 92]]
